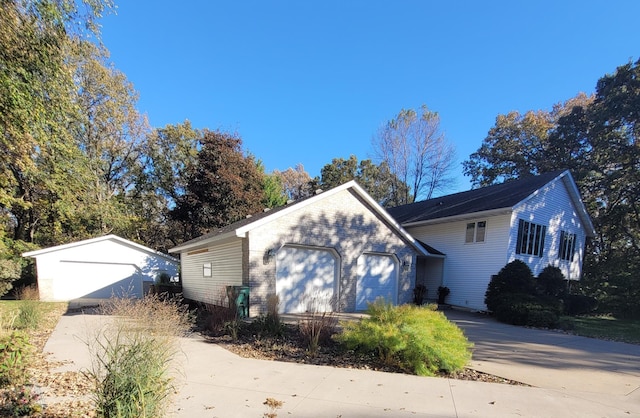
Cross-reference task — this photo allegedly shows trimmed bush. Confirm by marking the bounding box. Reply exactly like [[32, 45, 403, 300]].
[[485, 260, 536, 312], [334, 300, 472, 376], [537, 266, 567, 297]]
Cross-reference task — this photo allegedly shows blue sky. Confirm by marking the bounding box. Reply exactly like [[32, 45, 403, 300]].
[[100, 1, 639, 194]]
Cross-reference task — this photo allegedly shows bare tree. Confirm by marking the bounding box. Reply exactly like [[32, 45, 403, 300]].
[[273, 164, 313, 201], [373, 105, 456, 203]]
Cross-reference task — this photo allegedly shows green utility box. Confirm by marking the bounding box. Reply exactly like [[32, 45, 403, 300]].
[[226, 285, 250, 318]]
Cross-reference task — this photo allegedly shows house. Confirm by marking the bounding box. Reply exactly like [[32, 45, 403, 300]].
[[169, 181, 441, 315], [386, 170, 596, 311], [23, 235, 179, 302]]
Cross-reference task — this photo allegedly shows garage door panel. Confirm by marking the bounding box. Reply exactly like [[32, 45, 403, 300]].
[[356, 254, 398, 310], [276, 246, 336, 313], [54, 262, 143, 301]]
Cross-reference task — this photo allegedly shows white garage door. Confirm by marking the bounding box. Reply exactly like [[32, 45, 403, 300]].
[[52, 262, 144, 301], [275, 246, 337, 313], [356, 254, 398, 310]]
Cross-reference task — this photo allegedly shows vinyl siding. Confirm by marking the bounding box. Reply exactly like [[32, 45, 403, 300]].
[[407, 213, 512, 311], [509, 178, 588, 280], [181, 238, 243, 305]]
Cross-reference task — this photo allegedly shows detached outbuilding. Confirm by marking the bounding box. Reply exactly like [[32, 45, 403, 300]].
[[23, 235, 179, 302], [169, 181, 440, 316]]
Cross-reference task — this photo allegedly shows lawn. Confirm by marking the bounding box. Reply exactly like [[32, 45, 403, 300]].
[[568, 315, 640, 344]]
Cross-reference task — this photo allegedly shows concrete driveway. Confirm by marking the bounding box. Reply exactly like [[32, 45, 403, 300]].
[[43, 309, 640, 417], [444, 309, 640, 396]]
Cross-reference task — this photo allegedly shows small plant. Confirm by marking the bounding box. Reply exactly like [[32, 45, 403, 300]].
[[0, 331, 31, 387], [335, 299, 472, 376], [437, 286, 450, 304], [413, 284, 427, 305], [263, 397, 283, 418], [0, 385, 43, 416], [297, 293, 337, 356], [252, 294, 284, 338], [15, 300, 41, 330], [224, 319, 241, 341]]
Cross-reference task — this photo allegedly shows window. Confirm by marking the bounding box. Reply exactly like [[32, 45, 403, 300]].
[[559, 231, 577, 261], [465, 221, 487, 243], [516, 219, 546, 257], [203, 262, 212, 277]]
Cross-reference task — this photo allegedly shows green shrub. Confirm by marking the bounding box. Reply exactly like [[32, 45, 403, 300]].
[[334, 300, 472, 376], [0, 331, 30, 387], [494, 294, 561, 328], [485, 260, 536, 312], [537, 266, 567, 297]]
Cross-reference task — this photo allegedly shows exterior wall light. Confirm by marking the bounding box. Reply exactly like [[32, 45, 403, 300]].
[[402, 258, 412, 272]]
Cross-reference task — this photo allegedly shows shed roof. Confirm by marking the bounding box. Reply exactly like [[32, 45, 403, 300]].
[[22, 234, 178, 262]]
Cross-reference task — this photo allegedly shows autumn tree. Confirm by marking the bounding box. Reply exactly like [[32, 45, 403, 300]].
[[273, 164, 314, 201], [373, 105, 456, 204], [463, 93, 593, 187], [171, 131, 265, 241], [67, 41, 150, 239]]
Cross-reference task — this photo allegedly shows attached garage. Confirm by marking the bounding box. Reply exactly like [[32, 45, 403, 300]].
[[275, 246, 338, 313], [170, 181, 439, 316], [23, 235, 179, 302], [356, 253, 399, 310]]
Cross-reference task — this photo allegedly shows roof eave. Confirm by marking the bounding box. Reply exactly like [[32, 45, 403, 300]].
[[168, 230, 241, 253], [401, 207, 513, 228]]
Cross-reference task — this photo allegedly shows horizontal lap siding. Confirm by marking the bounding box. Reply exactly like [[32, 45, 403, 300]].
[[407, 214, 512, 311], [510, 179, 588, 280], [181, 239, 243, 305]]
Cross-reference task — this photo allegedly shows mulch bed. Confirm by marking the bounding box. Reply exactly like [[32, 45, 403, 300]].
[[202, 320, 527, 386]]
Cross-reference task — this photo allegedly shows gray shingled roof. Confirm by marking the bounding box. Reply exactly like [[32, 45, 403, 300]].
[[386, 170, 567, 225]]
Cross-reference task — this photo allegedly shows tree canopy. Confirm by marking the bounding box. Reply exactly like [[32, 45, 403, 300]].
[[318, 155, 409, 207], [170, 131, 265, 242]]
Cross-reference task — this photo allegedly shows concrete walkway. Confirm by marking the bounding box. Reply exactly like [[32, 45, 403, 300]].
[[43, 310, 640, 417]]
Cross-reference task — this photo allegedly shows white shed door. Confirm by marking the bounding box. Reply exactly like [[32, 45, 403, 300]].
[[356, 254, 398, 310], [275, 246, 336, 313], [53, 262, 143, 301]]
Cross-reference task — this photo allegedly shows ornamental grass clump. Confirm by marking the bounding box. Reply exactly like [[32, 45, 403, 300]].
[[86, 295, 192, 418], [334, 299, 472, 376]]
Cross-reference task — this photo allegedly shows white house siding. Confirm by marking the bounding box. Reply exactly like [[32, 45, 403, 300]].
[[509, 178, 588, 280], [27, 237, 178, 302], [246, 189, 418, 316], [180, 238, 243, 305], [406, 213, 512, 311]]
